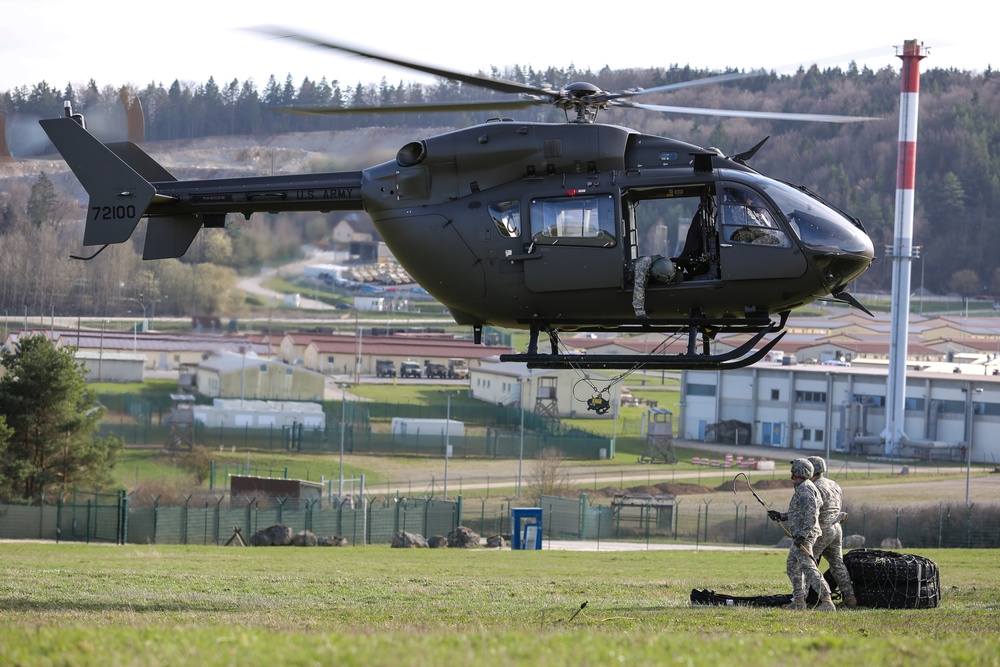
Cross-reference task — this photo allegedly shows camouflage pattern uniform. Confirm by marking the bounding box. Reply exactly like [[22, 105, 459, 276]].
[[809, 458, 855, 600], [779, 468, 831, 603]]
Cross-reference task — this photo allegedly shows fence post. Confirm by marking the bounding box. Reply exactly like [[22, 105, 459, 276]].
[[120, 490, 129, 545], [245, 496, 255, 539], [183, 495, 192, 545], [56, 494, 63, 543], [152, 496, 160, 544], [703, 500, 712, 543], [894, 507, 901, 543], [742, 504, 748, 549], [673, 499, 681, 540], [456, 496, 463, 531], [696, 505, 701, 549], [763, 504, 769, 544], [39, 491, 45, 540], [645, 498, 651, 548], [215, 496, 224, 545], [361, 496, 371, 545], [967, 503, 974, 548], [938, 502, 944, 548], [597, 510, 602, 550]]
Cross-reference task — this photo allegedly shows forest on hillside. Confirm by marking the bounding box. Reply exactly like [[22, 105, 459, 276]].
[[1, 60, 999, 319]]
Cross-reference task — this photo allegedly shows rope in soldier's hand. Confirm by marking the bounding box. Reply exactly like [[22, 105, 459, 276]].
[[733, 472, 792, 537], [734, 472, 819, 562]]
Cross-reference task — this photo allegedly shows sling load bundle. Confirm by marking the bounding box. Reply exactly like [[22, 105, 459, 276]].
[[691, 549, 940, 609]]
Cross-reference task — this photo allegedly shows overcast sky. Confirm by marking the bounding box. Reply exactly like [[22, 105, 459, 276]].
[[1, 0, 993, 93]]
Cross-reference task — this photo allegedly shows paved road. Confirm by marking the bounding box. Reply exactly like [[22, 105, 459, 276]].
[[237, 257, 334, 310]]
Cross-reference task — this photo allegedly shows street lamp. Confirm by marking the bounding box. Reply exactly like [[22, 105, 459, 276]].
[[961, 385, 982, 506], [518, 375, 529, 497], [911, 244, 924, 314], [338, 383, 351, 498]]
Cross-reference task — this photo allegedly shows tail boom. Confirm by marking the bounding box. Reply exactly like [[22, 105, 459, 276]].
[[40, 114, 365, 259]]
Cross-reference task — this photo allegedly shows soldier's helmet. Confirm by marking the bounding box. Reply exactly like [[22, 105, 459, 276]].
[[790, 458, 815, 479], [806, 456, 826, 476]]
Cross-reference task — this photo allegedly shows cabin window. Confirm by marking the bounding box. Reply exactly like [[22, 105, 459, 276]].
[[529, 194, 616, 247], [489, 200, 521, 238], [720, 185, 790, 247]]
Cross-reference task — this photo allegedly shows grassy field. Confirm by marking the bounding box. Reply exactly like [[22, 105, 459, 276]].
[[0, 543, 996, 666]]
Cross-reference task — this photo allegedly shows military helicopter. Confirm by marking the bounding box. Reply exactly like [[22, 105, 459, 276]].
[[40, 29, 875, 371]]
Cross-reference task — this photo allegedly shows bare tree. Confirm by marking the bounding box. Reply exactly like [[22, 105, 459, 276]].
[[529, 447, 571, 498]]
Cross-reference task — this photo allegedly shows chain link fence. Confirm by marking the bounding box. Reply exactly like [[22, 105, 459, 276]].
[[3, 492, 997, 549]]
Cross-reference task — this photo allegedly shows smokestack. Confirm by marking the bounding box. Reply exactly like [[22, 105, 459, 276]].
[[884, 39, 927, 456]]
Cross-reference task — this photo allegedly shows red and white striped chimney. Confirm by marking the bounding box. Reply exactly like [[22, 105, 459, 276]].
[[884, 39, 926, 456]]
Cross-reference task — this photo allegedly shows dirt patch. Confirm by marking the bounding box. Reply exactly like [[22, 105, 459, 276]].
[[716, 478, 794, 492], [586, 481, 716, 499]]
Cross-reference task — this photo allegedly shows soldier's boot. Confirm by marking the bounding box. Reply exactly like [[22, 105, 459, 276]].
[[843, 594, 858, 609], [782, 597, 807, 611], [815, 595, 836, 612]]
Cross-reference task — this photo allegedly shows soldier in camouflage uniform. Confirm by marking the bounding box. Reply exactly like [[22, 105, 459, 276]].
[[768, 458, 836, 611], [807, 456, 857, 608]]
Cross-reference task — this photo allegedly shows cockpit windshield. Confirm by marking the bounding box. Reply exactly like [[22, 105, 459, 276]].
[[755, 178, 871, 254]]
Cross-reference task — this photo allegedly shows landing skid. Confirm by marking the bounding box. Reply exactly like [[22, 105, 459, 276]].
[[499, 315, 787, 370]]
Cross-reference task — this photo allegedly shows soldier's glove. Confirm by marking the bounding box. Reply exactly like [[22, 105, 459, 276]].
[[767, 510, 782, 522], [793, 535, 806, 548]]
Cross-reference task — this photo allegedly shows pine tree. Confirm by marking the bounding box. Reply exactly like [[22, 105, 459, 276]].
[[0, 334, 121, 502], [26, 172, 56, 226]]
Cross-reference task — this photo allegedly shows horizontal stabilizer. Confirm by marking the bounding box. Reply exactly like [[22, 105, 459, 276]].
[[143, 216, 204, 260], [39, 117, 154, 245], [106, 142, 177, 182]]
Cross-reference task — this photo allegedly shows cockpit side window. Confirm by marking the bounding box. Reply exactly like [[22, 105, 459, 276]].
[[720, 185, 790, 247], [529, 194, 617, 247], [489, 200, 521, 238]]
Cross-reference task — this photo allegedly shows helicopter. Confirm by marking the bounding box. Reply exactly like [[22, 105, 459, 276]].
[[39, 29, 876, 371]]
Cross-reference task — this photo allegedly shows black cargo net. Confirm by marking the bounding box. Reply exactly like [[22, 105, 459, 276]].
[[844, 548, 940, 609], [691, 549, 940, 609]]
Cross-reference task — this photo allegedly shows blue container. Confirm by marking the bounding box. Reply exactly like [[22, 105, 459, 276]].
[[511, 507, 543, 550]]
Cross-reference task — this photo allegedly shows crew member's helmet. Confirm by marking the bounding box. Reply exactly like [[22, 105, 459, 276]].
[[806, 456, 826, 476], [790, 458, 815, 479]]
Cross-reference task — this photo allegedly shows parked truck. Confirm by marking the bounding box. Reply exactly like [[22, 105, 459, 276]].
[[424, 360, 448, 379], [375, 359, 397, 378], [399, 359, 422, 378], [447, 358, 469, 380]]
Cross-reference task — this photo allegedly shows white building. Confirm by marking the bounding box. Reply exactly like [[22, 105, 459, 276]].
[[469, 359, 623, 418], [680, 362, 1000, 463], [193, 398, 325, 429]]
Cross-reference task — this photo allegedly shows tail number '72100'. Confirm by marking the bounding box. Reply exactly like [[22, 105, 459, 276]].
[[91, 205, 137, 220]]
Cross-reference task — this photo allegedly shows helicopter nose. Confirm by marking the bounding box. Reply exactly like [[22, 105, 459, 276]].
[[816, 252, 874, 288], [810, 232, 875, 291]]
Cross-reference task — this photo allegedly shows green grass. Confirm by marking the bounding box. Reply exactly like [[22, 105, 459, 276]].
[[0, 544, 996, 666], [91, 379, 178, 396], [351, 383, 469, 403], [113, 448, 373, 493]]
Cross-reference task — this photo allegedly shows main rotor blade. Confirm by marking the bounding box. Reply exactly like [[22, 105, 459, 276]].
[[613, 69, 767, 99], [278, 99, 547, 116], [618, 101, 881, 123], [254, 26, 551, 98]]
